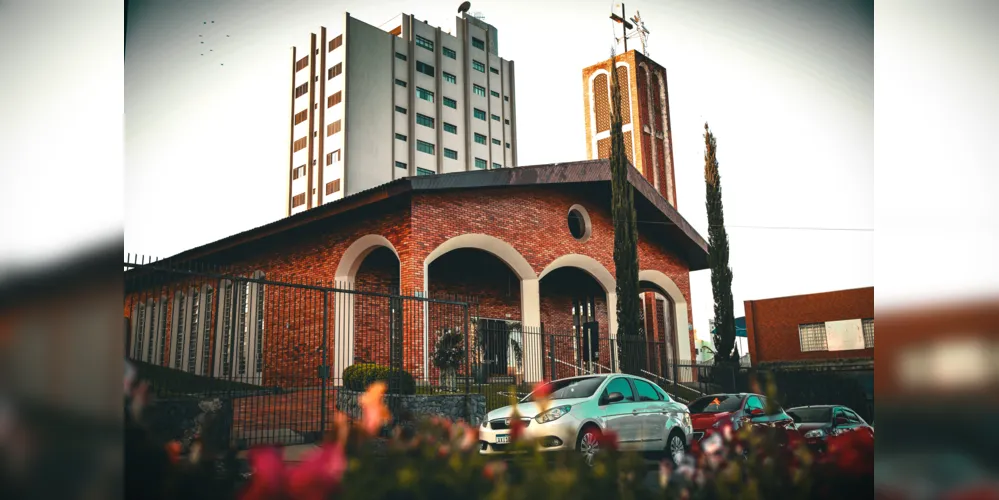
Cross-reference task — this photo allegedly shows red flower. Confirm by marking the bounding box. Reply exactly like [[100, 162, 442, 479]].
[[165, 441, 182, 464], [822, 428, 874, 475], [240, 444, 348, 500], [509, 417, 525, 442]]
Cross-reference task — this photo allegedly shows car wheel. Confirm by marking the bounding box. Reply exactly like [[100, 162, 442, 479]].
[[577, 426, 601, 467], [667, 431, 686, 466]]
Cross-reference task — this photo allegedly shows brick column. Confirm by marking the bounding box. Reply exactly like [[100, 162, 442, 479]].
[[401, 249, 427, 381]]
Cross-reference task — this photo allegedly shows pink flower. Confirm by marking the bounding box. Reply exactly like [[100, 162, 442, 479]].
[[240, 447, 286, 500], [240, 444, 348, 500], [459, 423, 480, 451]]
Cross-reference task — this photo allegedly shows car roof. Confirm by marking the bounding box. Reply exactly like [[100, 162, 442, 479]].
[[787, 405, 837, 410]]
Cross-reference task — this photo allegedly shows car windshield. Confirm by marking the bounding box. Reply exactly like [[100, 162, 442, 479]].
[[522, 376, 605, 402], [787, 407, 832, 424], [688, 395, 743, 414]]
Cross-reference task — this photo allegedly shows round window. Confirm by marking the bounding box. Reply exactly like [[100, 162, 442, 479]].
[[567, 205, 591, 242]]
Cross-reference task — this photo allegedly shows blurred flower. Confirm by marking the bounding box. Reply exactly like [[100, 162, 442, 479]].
[[483, 461, 506, 481], [459, 423, 479, 451], [597, 428, 619, 452], [165, 441, 181, 464], [331, 411, 350, 445], [701, 433, 723, 455], [129, 381, 150, 421], [240, 447, 286, 500], [533, 381, 553, 413], [287, 444, 348, 500], [358, 381, 390, 435], [659, 460, 671, 489]]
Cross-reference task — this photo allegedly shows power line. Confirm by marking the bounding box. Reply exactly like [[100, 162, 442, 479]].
[[621, 218, 873, 232]]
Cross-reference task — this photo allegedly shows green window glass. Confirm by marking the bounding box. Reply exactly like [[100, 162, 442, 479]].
[[472, 60, 485, 73], [415, 35, 434, 51], [416, 87, 434, 103], [443, 122, 457, 134], [416, 140, 435, 155], [474, 157, 487, 169], [416, 113, 434, 128], [472, 37, 485, 50], [474, 133, 486, 145], [443, 72, 456, 84], [442, 47, 456, 59], [473, 108, 486, 120], [444, 148, 458, 160], [443, 97, 457, 109]]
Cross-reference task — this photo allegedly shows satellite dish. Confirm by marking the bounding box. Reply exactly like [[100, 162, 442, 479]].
[[458, 1, 471, 14]]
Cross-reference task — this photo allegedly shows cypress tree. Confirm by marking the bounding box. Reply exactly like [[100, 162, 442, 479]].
[[703, 123, 737, 362], [609, 51, 644, 374]]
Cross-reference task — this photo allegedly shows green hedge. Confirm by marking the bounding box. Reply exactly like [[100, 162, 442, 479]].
[[342, 363, 416, 395]]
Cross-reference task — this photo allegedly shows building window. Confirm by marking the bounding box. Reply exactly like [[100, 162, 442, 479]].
[[415, 35, 434, 51], [416, 87, 434, 103], [504, 119, 510, 125], [491, 138, 500, 145], [326, 149, 340, 165], [443, 122, 457, 134], [395, 52, 407, 61], [862, 318, 874, 348], [395, 78, 407, 88], [473, 108, 486, 120], [490, 90, 500, 98], [328, 63, 342, 79], [443, 72, 456, 84], [328, 35, 342, 51], [292, 193, 306, 207], [504, 96, 509, 102], [444, 148, 458, 160], [474, 133, 487, 145], [490, 66, 499, 75], [327, 91, 342, 108], [416, 61, 435, 77], [471, 37, 485, 50], [472, 60, 485, 73], [492, 162, 501, 169], [294, 83, 308, 98], [325, 179, 340, 195], [443, 97, 457, 109], [327, 120, 341, 136], [295, 56, 309, 71], [474, 157, 487, 169], [442, 46, 456, 59], [292, 137, 307, 151], [395, 161, 407, 169], [798, 323, 828, 352], [491, 114, 500, 121], [293, 109, 308, 125], [395, 105, 407, 114], [416, 113, 434, 128], [416, 140, 435, 155], [292, 165, 305, 179], [416, 167, 435, 176], [395, 133, 407, 142], [473, 84, 486, 97], [505, 142, 510, 148], [568, 205, 591, 241]]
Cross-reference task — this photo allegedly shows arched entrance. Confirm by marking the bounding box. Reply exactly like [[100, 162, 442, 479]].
[[638, 270, 692, 383]]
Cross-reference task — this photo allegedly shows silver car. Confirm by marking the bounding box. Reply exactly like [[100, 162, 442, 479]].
[[478, 374, 693, 465]]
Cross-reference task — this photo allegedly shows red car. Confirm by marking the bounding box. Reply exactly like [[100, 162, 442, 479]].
[[687, 393, 799, 446], [786, 405, 874, 453]]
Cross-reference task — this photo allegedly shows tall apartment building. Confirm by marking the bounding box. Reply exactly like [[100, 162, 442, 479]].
[[287, 12, 519, 216], [582, 50, 677, 208]]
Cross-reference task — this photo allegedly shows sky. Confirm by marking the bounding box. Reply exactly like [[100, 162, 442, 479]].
[[120, 0, 873, 343]]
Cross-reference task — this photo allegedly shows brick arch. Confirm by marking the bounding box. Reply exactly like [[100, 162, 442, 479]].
[[334, 234, 400, 285], [422, 233, 536, 287], [639, 269, 692, 369], [538, 253, 615, 294]]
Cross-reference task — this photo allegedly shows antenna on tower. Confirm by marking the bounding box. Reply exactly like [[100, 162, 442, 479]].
[[630, 10, 651, 56]]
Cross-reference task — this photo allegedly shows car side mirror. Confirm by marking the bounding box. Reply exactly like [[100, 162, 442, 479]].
[[606, 392, 624, 404], [748, 407, 764, 417]]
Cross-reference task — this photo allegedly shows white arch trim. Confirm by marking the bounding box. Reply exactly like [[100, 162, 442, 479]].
[[538, 253, 615, 294], [638, 269, 693, 370], [423, 233, 536, 282], [334, 234, 400, 283], [588, 65, 636, 160]]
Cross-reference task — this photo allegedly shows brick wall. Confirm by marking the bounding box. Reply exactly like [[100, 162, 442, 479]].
[[744, 287, 874, 365]]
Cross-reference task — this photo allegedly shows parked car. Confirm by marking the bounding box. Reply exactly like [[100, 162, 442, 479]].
[[786, 405, 874, 452], [478, 374, 693, 465], [687, 393, 799, 445]]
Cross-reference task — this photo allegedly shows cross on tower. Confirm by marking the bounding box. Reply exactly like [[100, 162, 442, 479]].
[[609, 3, 634, 53]]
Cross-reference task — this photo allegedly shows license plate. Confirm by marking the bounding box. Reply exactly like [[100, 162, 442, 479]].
[[496, 434, 510, 444]]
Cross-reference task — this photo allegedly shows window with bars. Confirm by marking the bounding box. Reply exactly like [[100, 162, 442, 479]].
[[416, 61, 435, 77], [444, 148, 457, 160], [134, 304, 146, 359], [201, 287, 213, 374], [416, 140, 435, 155], [442, 47, 456, 59], [186, 289, 200, 373], [157, 297, 167, 364], [443, 72, 456, 84], [443, 122, 457, 134], [443, 97, 457, 109], [415, 35, 434, 51], [174, 291, 186, 368], [295, 56, 309, 71], [328, 35, 342, 51], [472, 60, 485, 73], [326, 179, 340, 195], [473, 108, 486, 120], [862, 318, 874, 348], [473, 84, 486, 97], [474, 133, 486, 145], [416, 87, 434, 103], [293, 109, 308, 125], [471, 37, 485, 50], [474, 157, 487, 169], [294, 83, 308, 98], [238, 282, 250, 376], [254, 279, 265, 374], [416, 113, 434, 128], [798, 323, 828, 352]]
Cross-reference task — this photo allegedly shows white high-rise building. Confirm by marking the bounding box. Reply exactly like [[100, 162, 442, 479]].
[[286, 11, 519, 216]]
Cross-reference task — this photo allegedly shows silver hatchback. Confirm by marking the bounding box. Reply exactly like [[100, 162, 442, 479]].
[[478, 374, 693, 465]]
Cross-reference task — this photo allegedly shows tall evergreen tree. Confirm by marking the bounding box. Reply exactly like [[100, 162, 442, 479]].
[[703, 123, 737, 362], [609, 51, 644, 374]]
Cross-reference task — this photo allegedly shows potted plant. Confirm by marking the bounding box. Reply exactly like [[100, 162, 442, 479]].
[[432, 328, 465, 391]]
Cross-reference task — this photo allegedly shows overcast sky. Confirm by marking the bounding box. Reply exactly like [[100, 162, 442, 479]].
[[121, 0, 873, 342]]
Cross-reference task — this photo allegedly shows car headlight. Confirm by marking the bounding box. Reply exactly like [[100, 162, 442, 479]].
[[535, 405, 572, 424], [804, 429, 826, 439]]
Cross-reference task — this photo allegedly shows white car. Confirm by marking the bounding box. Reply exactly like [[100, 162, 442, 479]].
[[478, 374, 693, 465]]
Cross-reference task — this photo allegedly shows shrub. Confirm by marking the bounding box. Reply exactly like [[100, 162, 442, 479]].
[[342, 363, 416, 395]]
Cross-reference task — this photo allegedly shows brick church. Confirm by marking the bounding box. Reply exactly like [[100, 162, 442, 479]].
[[124, 49, 706, 389]]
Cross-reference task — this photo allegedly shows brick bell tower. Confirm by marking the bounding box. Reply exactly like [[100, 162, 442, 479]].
[[582, 49, 678, 208]]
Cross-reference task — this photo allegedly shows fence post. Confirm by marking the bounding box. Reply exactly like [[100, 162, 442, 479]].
[[320, 290, 329, 435], [464, 304, 471, 395]]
